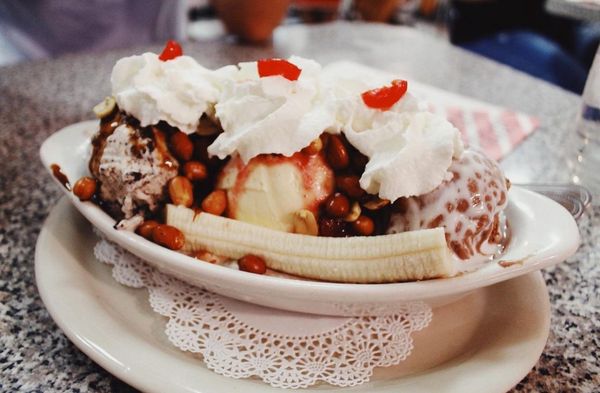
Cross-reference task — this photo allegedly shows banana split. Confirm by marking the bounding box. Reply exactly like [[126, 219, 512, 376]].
[[69, 41, 510, 282]]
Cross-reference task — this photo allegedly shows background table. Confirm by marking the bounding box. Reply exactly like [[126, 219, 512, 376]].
[[545, 0, 600, 21], [0, 22, 598, 392]]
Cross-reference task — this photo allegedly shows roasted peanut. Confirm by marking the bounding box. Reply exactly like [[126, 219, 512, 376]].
[[326, 135, 349, 169], [72, 176, 97, 201], [201, 189, 227, 216], [137, 220, 159, 240], [292, 209, 319, 236], [183, 161, 208, 181], [302, 137, 323, 155], [363, 197, 390, 210], [169, 131, 194, 161], [152, 127, 169, 155], [335, 175, 364, 198], [152, 224, 185, 250], [343, 201, 361, 222], [238, 254, 267, 274], [353, 215, 375, 236], [325, 192, 350, 218], [168, 176, 194, 207], [92, 96, 116, 119], [193, 249, 226, 264]]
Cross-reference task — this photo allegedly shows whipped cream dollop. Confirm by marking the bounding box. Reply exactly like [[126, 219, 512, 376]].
[[344, 110, 463, 201], [320, 62, 464, 201], [111, 53, 222, 133], [208, 56, 337, 163]]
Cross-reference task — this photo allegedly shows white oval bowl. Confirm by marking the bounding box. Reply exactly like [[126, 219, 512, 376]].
[[39, 121, 581, 316]]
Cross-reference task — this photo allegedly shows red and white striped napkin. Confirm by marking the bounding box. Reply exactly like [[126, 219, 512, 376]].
[[411, 81, 539, 161]]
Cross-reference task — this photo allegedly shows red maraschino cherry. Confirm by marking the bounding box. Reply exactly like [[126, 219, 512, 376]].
[[159, 40, 183, 61], [257, 58, 301, 81], [361, 79, 408, 110]]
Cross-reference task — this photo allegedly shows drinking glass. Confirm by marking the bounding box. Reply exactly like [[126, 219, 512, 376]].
[[567, 44, 600, 198]]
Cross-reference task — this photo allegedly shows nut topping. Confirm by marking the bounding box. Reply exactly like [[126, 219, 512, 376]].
[[201, 189, 227, 216], [343, 201, 361, 222], [193, 249, 227, 264], [353, 215, 375, 236], [136, 220, 160, 240], [325, 192, 350, 218], [72, 176, 97, 201], [152, 224, 185, 250], [335, 174, 365, 199], [183, 161, 208, 181], [292, 209, 319, 236], [168, 176, 194, 207], [238, 254, 267, 274], [92, 96, 116, 119], [326, 135, 349, 169], [169, 131, 194, 161], [363, 197, 390, 211], [302, 137, 323, 155]]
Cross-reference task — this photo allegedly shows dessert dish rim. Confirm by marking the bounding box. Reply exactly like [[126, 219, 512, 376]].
[[39, 121, 580, 311]]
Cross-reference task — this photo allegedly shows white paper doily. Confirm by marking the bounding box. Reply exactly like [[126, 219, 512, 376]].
[[93, 238, 432, 389]]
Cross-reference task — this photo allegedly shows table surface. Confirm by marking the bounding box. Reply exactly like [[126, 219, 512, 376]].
[[545, 0, 600, 21], [0, 22, 598, 392]]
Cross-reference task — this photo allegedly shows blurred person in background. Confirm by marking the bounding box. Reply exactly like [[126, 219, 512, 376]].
[[447, 0, 599, 93], [2, 0, 597, 95], [0, 0, 187, 65]]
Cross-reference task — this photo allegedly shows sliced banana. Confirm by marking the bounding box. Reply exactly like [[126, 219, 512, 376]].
[[166, 204, 456, 283]]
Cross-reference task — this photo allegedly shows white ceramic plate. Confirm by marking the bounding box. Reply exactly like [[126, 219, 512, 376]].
[[35, 198, 551, 393], [39, 121, 580, 316]]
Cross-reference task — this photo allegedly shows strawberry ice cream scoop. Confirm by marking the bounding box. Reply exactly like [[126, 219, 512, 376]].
[[387, 149, 509, 263]]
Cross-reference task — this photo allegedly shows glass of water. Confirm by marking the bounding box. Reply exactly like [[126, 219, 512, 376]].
[[567, 44, 600, 198]]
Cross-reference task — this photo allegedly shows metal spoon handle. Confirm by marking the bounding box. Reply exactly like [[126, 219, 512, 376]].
[[516, 183, 592, 220]]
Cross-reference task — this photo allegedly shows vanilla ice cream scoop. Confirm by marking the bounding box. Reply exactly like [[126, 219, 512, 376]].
[[217, 152, 334, 232]]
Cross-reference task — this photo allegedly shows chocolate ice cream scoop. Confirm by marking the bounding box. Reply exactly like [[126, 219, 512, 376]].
[[89, 119, 179, 220]]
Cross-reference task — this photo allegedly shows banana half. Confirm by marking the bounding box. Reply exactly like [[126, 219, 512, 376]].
[[166, 204, 457, 283]]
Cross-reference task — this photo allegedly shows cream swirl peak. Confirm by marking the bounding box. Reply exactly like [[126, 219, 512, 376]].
[[207, 56, 337, 163], [320, 62, 464, 201], [343, 109, 463, 200], [111, 53, 221, 134]]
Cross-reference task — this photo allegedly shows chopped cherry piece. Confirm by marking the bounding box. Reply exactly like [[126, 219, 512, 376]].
[[257, 58, 301, 81], [361, 79, 408, 110], [159, 40, 183, 61]]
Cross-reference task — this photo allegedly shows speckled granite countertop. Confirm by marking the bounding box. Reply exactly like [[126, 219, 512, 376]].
[[0, 22, 598, 392]]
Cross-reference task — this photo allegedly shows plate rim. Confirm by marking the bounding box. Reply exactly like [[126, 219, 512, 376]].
[[35, 197, 552, 393]]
